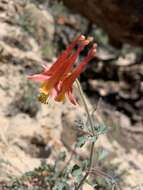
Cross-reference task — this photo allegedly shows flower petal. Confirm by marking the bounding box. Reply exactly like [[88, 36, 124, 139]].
[[43, 35, 85, 75], [41, 39, 91, 92], [59, 39, 90, 81], [62, 43, 97, 85], [56, 44, 97, 94], [28, 74, 50, 81], [67, 89, 77, 105], [40, 82, 51, 94]]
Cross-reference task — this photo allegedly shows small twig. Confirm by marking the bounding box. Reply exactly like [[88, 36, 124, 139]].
[[89, 168, 121, 190], [90, 97, 102, 118], [89, 168, 114, 180]]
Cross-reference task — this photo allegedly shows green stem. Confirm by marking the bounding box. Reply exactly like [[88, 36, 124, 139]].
[[76, 142, 94, 190], [75, 80, 95, 134], [75, 80, 95, 190]]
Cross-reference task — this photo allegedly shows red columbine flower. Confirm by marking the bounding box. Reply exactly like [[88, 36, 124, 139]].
[[28, 35, 96, 105]]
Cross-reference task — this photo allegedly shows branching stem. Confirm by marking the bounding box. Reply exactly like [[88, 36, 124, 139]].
[[75, 80, 96, 190]]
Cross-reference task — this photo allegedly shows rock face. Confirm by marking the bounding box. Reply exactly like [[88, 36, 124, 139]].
[[22, 3, 55, 45], [21, 3, 55, 59], [62, 0, 143, 47]]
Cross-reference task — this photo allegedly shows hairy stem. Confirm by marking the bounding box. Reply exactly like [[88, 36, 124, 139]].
[[75, 80, 95, 190], [75, 80, 95, 134]]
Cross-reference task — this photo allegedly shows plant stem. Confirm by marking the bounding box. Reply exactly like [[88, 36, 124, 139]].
[[75, 80, 95, 190], [76, 142, 94, 190], [75, 80, 95, 134]]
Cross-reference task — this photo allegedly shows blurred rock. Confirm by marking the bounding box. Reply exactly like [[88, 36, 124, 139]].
[[96, 47, 118, 61], [62, 0, 143, 47], [21, 3, 55, 60], [22, 3, 55, 44], [83, 183, 94, 190], [61, 107, 86, 148]]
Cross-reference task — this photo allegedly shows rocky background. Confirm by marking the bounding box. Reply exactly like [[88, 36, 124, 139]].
[[62, 0, 143, 47], [0, 0, 143, 189]]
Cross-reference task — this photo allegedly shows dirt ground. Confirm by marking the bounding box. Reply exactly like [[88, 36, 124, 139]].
[[0, 0, 143, 190]]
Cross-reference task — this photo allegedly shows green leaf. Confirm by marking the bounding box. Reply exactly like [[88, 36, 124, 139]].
[[88, 136, 97, 143], [71, 164, 83, 183], [71, 165, 81, 176], [58, 151, 66, 161], [76, 136, 88, 147], [97, 123, 108, 135], [98, 149, 108, 161], [53, 181, 69, 190], [80, 160, 89, 170]]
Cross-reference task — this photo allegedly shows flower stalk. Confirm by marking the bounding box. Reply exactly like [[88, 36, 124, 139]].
[[28, 34, 97, 189], [75, 80, 96, 190]]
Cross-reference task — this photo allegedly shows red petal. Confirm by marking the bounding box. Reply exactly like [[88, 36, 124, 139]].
[[67, 89, 77, 105], [59, 39, 90, 80], [43, 35, 85, 75], [63, 43, 97, 85]]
